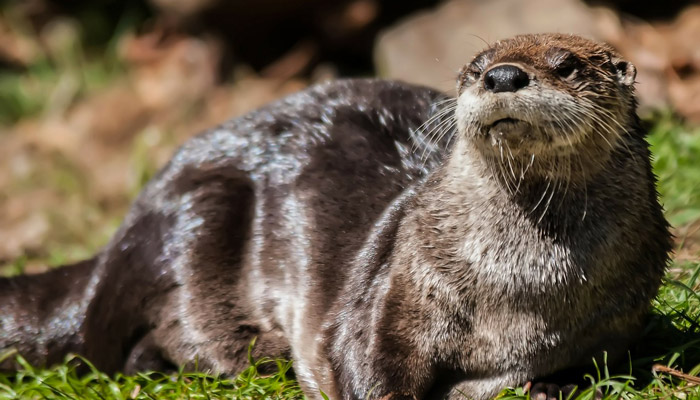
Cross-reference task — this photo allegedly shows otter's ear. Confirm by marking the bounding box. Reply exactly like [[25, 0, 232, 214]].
[[613, 58, 636, 86]]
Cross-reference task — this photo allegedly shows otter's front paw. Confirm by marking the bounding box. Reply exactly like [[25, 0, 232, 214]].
[[378, 392, 417, 400], [524, 382, 583, 400]]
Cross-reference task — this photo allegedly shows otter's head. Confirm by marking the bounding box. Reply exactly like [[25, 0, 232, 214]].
[[455, 33, 638, 181]]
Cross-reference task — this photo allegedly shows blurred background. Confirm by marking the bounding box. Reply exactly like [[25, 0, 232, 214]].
[[0, 0, 699, 274]]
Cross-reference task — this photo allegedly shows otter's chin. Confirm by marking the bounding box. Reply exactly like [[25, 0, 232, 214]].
[[477, 118, 537, 155], [485, 118, 530, 140]]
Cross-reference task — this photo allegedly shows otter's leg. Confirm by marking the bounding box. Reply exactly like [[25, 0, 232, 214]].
[[124, 333, 175, 374], [0, 258, 96, 370], [327, 297, 437, 399], [346, 347, 434, 400], [525, 381, 602, 400], [78, 209, 186, 373], [121, 165, 290, 375], [526, 382, 579, 400], [77, 164, 290, 375]]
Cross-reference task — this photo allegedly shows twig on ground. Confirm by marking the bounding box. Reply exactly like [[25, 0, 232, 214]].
[[652, 364, 700, 385]]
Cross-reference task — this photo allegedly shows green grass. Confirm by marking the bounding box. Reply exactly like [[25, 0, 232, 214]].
[[0, 7, 131, 126], [0, 41, 126, 126], [0, 349, 304, 400], [648, 113, 700, 227]]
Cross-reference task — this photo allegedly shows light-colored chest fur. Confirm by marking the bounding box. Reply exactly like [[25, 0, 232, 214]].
[[400, 155, 631, 377]]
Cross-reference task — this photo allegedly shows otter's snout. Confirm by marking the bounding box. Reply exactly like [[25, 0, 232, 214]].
[[484, 65, 529, 93]]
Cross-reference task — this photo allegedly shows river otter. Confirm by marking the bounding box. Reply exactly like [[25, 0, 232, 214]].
[[0, 33, 671, 400]]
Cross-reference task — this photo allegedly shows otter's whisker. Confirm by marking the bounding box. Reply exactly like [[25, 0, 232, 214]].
[[521, 153, 536, 178], [555, 153, 573, 213], [442, 122, 459, 152], [419, 111, 457, 166], [585, 101, 638, 164], [421, 119, 458, 169], [495, 141, 517, 195], [537, 176, 558, 224], [416, 105, 457, 163], [413, 103, 457, 151], [573, 103, 619, 152], [576, 152, 588, 221], [530, 178, 551, 216], [503, 142, 520, 193], [433, 119, 458, 147]]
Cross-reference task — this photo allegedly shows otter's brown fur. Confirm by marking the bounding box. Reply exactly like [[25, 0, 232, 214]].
[[0, 34, 671, 400]]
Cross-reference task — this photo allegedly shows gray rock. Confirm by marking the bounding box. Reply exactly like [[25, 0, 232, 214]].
[[374, 0, 607, 94]]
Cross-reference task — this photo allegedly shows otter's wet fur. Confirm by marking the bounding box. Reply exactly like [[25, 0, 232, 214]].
[[0, 34, 671, 399]]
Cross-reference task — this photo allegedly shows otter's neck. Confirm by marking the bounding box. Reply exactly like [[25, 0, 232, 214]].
[[399, 132, 651, 304], [442, 139, 600, 226]]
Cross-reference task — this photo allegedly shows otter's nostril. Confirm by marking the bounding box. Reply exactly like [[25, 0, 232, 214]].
[[484, 75, 496, 91], [483, 65, 530, 93]]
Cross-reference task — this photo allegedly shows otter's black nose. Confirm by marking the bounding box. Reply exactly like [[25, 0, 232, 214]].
[[483, 65, 530, 93]]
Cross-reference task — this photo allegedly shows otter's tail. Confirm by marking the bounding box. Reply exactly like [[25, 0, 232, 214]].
[[0, 258, 97, 370]]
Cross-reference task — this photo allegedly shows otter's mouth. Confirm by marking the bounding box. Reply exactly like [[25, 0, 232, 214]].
[[488, 117, 523, 129], [484, 117, 530, 140]]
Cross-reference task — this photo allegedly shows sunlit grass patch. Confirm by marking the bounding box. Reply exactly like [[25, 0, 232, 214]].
[[0, 11, 131, 126], [0, 351, 303, 400], [648, 113, 700, 227]]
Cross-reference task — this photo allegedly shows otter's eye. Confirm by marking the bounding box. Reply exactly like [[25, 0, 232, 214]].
[[470, 49, 495, 77], [556, 63, 577, 79], [547, 47, 582, 80], [465, 66, 482, 81], [458, 48, 495, 93], [458, 65, 481, 92], [458, 63, 485, 91]]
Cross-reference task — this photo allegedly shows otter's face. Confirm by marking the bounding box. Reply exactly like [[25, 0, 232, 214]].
[[455, 34, 637, 159]]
